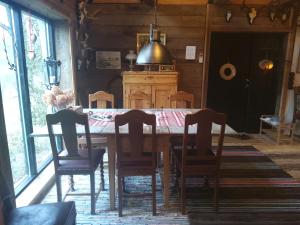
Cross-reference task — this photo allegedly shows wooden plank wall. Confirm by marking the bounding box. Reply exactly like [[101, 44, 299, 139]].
[[77, 3, 295, 108], [78, 3, 206, 107]]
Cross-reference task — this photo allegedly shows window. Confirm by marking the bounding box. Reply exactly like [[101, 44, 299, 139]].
[[0, 1, 55, 194], [0, 2, 29, 188], [21, 11, 53, 170]]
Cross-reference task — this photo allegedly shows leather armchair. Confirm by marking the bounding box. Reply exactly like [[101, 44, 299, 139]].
[[0, 170, 76, 225]]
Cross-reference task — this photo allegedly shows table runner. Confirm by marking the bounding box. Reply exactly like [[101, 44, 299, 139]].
[[89, 111, 190, 127]]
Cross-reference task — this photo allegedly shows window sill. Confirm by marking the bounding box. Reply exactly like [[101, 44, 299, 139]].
[[16, 162, 55, 207]]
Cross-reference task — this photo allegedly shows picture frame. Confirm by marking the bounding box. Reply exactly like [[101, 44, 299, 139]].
[[96, 51, 121, 70], [136, 33, 166, 53]]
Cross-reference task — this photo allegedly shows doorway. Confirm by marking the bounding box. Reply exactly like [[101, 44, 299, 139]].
[[207, 32, 285, 133]]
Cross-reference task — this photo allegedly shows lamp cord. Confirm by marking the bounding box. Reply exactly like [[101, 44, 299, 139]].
[[153, 0, 158, 28]]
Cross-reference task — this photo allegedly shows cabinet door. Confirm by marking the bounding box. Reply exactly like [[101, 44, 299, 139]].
[[152, 85, 177, 108], [124, 85, 151, 108]]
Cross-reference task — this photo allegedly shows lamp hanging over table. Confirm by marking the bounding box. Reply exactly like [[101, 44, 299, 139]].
[[136, 0, 172, 65]]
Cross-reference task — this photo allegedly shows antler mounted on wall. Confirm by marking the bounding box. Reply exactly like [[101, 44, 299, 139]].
[[240, 0, 266, 24], [240, 0, 299, 24]]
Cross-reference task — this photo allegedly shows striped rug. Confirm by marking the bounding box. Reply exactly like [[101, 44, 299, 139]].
[[177, 146, 300, 210], [43, 146, 300, 224]]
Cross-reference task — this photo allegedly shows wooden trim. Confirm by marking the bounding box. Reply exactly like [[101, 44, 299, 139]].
[[209, 26, 293, 33], [279, 8, 299, 119], [93, 0, 283, 5], [93, 0, 140, 3], [201, 4, 211, 108], [69, 21, 78, 105]]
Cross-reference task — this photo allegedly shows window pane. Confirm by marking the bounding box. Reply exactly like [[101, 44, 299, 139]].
[[21, 12, 52, 170], [0, 3, 29, 187]]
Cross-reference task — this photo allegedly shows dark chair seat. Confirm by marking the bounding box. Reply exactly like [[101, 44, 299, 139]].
[[1, 168, 76, 225], [5, 202, 76, 225], [57, 149, 105, 174]]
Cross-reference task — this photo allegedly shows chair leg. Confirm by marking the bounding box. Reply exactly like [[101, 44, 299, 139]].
[[69, 175, 75, 192], [90, 172, 96, 214], [214, 176, 220, 212], [118, 174, 123, 217], [122, 177, 126, 193], [175, 166, 180, 192], [152, 173, 156, 216], [56, 175, 62, 202], [100, 158, 105, 191], [181, 174, 186, 215]]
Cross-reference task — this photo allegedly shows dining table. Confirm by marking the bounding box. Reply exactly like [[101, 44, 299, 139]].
[[31, 108, 236, 210]]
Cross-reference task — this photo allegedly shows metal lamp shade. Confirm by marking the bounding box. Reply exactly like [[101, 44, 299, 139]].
[[136, 42, 172, 65]]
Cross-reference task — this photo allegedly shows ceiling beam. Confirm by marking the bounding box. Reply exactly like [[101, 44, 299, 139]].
[[209, 0, 272, 4], [92, 0, 141, 3], [92, 0, 298, 5]]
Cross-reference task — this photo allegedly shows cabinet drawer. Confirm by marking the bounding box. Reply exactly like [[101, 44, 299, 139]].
[[123, 74, 178, 85]]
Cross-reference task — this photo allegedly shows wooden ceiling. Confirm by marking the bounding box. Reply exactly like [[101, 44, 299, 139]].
[[92, 0, 275, 5]]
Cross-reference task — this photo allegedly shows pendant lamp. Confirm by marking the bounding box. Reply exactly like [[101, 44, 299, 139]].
[[136, 0, 172, 65]]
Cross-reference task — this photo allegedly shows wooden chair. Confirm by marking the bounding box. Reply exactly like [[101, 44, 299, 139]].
[[46, 109, 105, 214], [169, 91, 195, 166], [79, 91, 115, 149], [170, 91, 194, 108], [172, 108, 226, 214], [89, 91, 114, 108], [128, 91, 151, 109], [115, 110, 157, 216]]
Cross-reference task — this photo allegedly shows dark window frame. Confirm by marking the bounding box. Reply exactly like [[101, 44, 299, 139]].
[[0, 0, 57, 195]]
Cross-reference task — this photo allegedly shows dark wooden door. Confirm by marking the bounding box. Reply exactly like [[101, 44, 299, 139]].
[[207, 33, 284, 133]]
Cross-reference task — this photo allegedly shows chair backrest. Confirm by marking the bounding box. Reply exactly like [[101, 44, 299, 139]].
[[128, 91, 151, 109], [46, 109, 92, 170], [89, 91, 114, 108], [115, 110, 157, 168], [170, 91, 194, 108], [182, 108, 226, 164]]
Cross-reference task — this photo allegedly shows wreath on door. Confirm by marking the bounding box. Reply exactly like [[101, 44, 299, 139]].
[[219, 63, 237, 81]]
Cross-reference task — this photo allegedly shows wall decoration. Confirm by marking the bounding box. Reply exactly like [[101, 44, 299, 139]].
[[280, 7, 290, 23], [247, 7, 257, 25], [96, 51, 121, 70], [185, 46, 197, 60], [225, 9, 232, 23], [219, 63, 237, 81], [136, 33, 166, 53], [76, 0, 94, 70], [269, 9, 276, 22]]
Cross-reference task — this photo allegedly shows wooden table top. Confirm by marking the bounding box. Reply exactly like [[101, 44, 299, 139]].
[[31, 108, 237, 137]]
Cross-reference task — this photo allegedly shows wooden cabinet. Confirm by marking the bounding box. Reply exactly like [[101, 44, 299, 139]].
[[123, 71, 178, 108]]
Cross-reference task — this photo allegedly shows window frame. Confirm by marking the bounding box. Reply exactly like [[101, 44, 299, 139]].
[[0, 0, 57, 195]]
